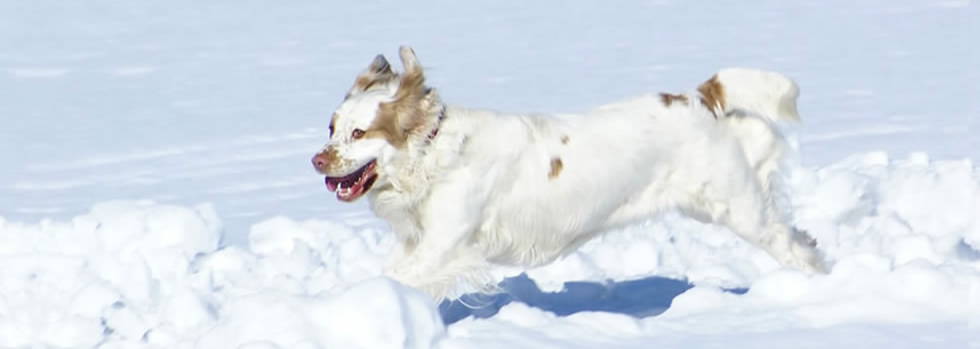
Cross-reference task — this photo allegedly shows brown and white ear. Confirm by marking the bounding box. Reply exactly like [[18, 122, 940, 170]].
[[377, 46, 441, 141], [392, 46, 432, 131], [367, 54, 393, 75], [398, 46, 422, 76], [392, 46, 426, 102], [346, 54, 396, 98]]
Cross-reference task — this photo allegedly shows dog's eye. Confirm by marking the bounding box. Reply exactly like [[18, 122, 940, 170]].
[[351, 129, 366, 139], [329, 124, 334, 136]]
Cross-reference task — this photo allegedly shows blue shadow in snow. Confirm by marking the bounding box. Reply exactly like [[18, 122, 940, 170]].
[[438, 273, 748, 325]]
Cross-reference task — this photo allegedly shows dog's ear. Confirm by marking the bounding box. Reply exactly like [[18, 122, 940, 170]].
[[392, 46, 425, 103], [346, 54, 397, 98], [397, 46, 422, 77], [376, 46, 440, 141]]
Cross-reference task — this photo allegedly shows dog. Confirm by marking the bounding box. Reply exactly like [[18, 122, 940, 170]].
[[312, 46, 826, 300]]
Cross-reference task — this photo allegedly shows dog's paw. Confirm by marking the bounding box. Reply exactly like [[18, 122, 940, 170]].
[[383, 265, 452, 301], [384, 255, 428, 285]]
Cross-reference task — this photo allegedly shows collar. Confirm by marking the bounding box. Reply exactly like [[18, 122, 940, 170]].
[[426, 106, 446, 141]]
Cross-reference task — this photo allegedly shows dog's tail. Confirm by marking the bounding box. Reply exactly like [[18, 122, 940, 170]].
[[697, 67, 801, 123]]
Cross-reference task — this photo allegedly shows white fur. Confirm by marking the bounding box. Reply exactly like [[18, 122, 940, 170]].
[[318, 47, 826, 300]]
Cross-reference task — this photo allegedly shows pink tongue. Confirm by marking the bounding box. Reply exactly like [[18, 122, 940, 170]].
[[325, 178, 338, 192]]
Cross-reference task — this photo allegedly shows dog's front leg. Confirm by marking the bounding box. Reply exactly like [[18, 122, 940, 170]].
[[384, 175, 488, 298], [380, 213, 421, 271]]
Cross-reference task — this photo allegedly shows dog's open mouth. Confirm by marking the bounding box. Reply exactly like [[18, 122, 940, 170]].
[[325, 160, 378, 202]]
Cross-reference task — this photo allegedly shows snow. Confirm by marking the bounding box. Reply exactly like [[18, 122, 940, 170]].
[[1, 0, 978, 347], [0, 201, 444, 348]]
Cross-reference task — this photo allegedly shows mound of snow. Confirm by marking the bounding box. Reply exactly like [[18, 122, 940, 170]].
[[193, 278, 443, 349], [0, 201, 222, 348], [0, 201, 441, 349]]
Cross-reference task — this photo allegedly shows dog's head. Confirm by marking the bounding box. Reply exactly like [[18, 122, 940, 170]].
[[311, 46, 442, 202]]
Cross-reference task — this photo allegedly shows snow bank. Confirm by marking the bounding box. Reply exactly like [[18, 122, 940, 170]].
[[0, 201, 222, 348], [1, 152, 978, 348], [0, 202, 442, 349]]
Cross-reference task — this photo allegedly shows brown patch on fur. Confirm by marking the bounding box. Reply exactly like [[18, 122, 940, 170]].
[[353, 75, 379, 93], [548, 158, 563, 179], [659, 93, 689, 107], [347, 74, 395, 100], [560, 135, 569, 145], [318, 148, 338, 164], [365, 60, 430, 149], [697, 75, 726, 118], [364, 107, 405, 147]]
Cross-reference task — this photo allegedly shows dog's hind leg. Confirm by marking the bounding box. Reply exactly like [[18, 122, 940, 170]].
[[704, 174, 827, 274], [725, 208, 826, 273], [742, 220, 827, 274]]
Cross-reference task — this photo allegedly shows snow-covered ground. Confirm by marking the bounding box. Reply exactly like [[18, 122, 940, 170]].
[[1, 0, 977, 348]]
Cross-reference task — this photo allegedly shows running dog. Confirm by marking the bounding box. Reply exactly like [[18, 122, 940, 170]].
[[312, 46, 825, 300]]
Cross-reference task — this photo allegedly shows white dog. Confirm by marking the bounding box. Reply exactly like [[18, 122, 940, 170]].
[[312, 46, 826, 300]]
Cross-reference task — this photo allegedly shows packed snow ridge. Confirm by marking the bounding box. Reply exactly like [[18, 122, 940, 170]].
[[1, 152, 979, 348]]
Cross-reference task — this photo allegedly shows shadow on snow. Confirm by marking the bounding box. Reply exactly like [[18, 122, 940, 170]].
[[438, 273, 748, 325]]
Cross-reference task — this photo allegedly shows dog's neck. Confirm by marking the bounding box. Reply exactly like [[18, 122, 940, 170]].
[[370, 104, 460, 208]]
